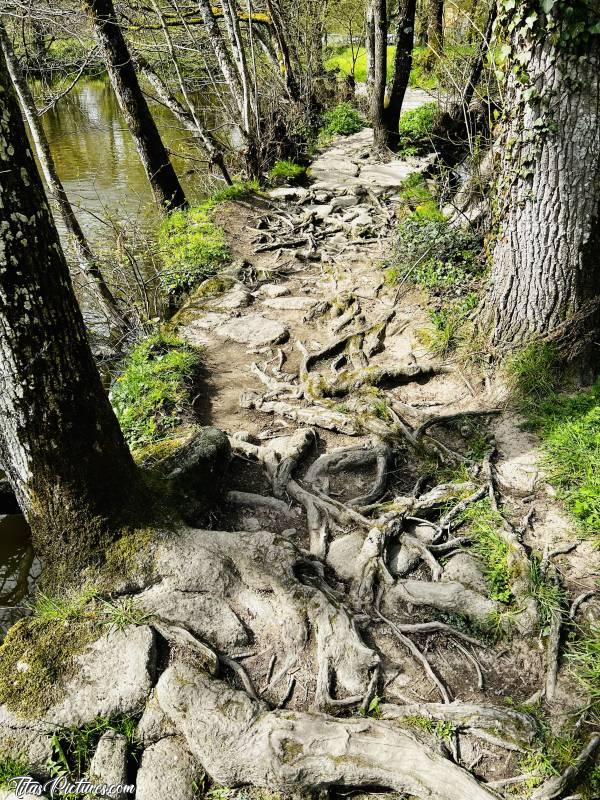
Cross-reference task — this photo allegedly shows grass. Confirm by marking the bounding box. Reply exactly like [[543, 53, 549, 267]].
[[99, 597, 152, 633], [110, 332, 203, 450], [519, 374, 600, 540], [458, 499, 513, 603], [324, 45, 438, 90], [268, 160, 307, 184], [48, 714, 140, 781], [417, 294, 478, 358], [397, 102, 439, 156], [520, 729, 600, 797], [568, 622, 600, 721], [0, 756, 30, 787], [506, 343, 561, 404], [527, 555, 564, 633]]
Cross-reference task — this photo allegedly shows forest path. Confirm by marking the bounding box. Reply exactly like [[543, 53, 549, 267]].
[[168, 118, 599, 793]]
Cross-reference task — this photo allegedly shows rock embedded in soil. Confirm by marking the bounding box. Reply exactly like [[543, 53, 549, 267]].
[[261, 296, 317, 311], [442, 553, 489, 596], [88, 731, 129, 799], [0, 706, 53, 771], [136, 737, 201, 800], [216, 314, 289, 347], [164, 426, 231, 504]]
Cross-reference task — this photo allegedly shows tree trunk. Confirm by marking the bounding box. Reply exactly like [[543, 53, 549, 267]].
[[0, 24, 127, 337], [365, 0, 376, 89], [266, 0, 301, 102], [487, 6, 600, 356], [81, 0, 187, 212], [381, 0, 418, 150], [0, 43, 145, 573], [370, 0, 388, 151]]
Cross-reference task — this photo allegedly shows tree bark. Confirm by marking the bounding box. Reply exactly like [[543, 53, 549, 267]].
[[370, 0, 388, 151], [0, 43, 145, 572], [427, 0, 443, 60], [81, 0, 187, 212], [487, 7, 600, 355], [381, 0, 418, 150], [365, 0, 375, 89], [0, 24, 127, 336]]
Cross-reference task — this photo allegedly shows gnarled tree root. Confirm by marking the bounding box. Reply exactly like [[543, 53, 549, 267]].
[[156, 663, 499, 800]]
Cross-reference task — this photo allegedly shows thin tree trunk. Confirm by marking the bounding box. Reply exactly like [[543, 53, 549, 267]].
[[370, 0, 388, 151], [0, 24, 127, 337], [427, 0, 443, 61], [196, 0, 245, 118], [382, 0, 417, 150], [365, 0, 375, 89], [82, 0, 187, 212], [137, 57, 233, 185], [487, 9, 600, 356], [0, 45, 146, 571], [266, 0, 301, 101]]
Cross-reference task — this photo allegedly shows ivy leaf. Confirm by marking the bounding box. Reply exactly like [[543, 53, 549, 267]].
[[590, 22, 600, 34], [541, 0, 556, 12], [525, 12, 538, 28]]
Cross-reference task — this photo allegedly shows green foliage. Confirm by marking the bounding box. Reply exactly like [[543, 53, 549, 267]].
[[505, 343, 560, 403], [418, 307, 465, 357], [359, 695, 382, 718], [320, 102, 365, 138], [158, 199, 230, 294], [404, 715, 456, 741], [268, 160, 307, 184], [569, 622, 600, 720], [397, 173, 436, 207], [385, 214, 480, 291], [522, 379, 600, 539], [48, 714, 141, 781], [324, 45, 395, 83], [110, 333, 203, 450], [459, 499, 513, 603], [520, 728, 600, 796], [408, 47, 440, 90], [0, 756, 30, 787], [100, 597, 152, 633], [398, 103, 439, 156], [210, 181, 258, 203], [527, 555, 564, 632]]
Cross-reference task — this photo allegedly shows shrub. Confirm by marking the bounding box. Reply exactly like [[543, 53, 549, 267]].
[[398, 102, 439, 156], [386, 213, 480, 290], [321, 102, 365, 138], [268, 160, 307, 185], [110, 333, 203, 450]]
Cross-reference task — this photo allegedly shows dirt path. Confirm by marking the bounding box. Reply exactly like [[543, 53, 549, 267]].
[[165, 118, 600, 794]]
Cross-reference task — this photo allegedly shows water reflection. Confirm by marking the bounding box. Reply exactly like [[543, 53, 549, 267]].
[[0, 515, 40, 640]]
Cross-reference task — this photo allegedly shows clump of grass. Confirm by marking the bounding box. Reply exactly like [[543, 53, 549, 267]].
[[320, 102, 365, 140], [417, 295, 478, 358], [0, 756, 30, 786], [397, 102, 439, 156], [210, 180, 258, 203], [100, 597, 152, 633], [110, 333, 203, 450], [505, 342, 560, 404], [158, 191, 236, 294], [48, 714, 141, 781], [268, 160, 307, 185], [384, 213, 481, 292], [569, 622, 600, 721], [527, 555, 564, 633], [459, 499, 513, 603], [523, 378, 600, 539], [520, 729, 599, 795]]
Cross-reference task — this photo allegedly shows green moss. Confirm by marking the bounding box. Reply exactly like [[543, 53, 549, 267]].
[[110, 333, 203, 450], [99, 527, 157, 588], [0, 615, 100, 718], [280, 739, 304, 762], [193, 276, 235, 299], [133, 427, 195, 465]]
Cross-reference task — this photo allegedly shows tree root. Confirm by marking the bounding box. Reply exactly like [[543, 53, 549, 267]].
[[531, 734, 600, 800], [156, 663, 499, 800]]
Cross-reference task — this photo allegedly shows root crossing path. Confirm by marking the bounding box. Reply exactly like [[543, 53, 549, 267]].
[[3, 117, 598, 800]]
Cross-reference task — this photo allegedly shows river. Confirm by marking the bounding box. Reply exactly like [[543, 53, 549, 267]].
[[1, 76, 219, 635]]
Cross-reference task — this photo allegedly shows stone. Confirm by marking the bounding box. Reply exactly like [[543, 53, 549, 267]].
[[88, 732, 129, 800], [258, 283, 290, 298], [136, 737, 201, 800], [47, 626, 156, 727], [164, 426, 231, 503], [327, 532, 365, 581], [136, 585, 248, 651], [268, 187, 308, 201], [442, 553, 488, 595], [388, 542, 421, 577], [209, 287, 252, 310], [215, 314, 289, 347], [330, 195, 359, 212], [0, 706, 52, 772], [261, 296, 316, 311], [137, 693, 178, 746]]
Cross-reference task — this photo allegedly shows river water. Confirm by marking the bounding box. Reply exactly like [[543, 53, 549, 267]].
[[1, 77, 217, 634]]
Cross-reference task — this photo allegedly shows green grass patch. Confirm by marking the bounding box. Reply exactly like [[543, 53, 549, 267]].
[[506, 343, 560, 404], [458, 499, 513, 603], [398, 102, 439, 156], [268, 160, 307, 184], [520, 729, 600, 797], [324, 45, 438, 90], [320, 102, 365, 142], [569, 622, 600, 721], [110, 333, 203, 450], [157, 182, 255, 295], [521, 378, 600, 539], [417, 294, 478, 358], [0, 756, 30, 787], [527, 555, 564, 633]]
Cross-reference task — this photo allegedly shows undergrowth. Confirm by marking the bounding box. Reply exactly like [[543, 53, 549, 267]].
[[319, 102, 364, 143], [397, 102, 439, 156], [458, 499, 513, 603], [268, 160, 307, 185], [0, 756, 30, 787], [569, 622, 600, 722], [110, 333, 203, 450], [520, 728, 600, 797]]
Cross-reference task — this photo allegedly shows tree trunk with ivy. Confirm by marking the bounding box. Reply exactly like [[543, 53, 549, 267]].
[[82, 0, 187, 212], [0, 44, 146, 573], [487, 0, 600, 358]]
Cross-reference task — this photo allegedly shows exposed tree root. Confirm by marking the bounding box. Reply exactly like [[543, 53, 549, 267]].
[[531, 735, 600, 800]]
